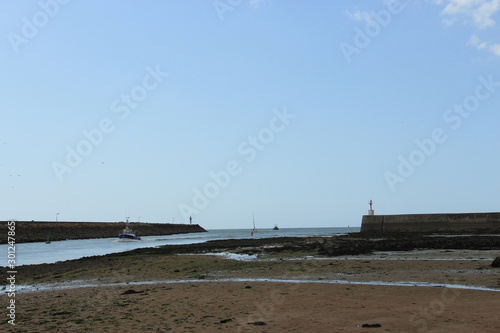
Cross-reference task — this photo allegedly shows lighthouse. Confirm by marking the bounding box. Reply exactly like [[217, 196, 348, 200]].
[[368, 200, 374, 216]]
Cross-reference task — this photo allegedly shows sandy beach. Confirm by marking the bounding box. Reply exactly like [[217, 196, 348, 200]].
[[2, 235, 500, 332]]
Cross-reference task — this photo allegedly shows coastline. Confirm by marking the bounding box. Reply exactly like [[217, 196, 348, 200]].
[[2, 233, 500, 332]]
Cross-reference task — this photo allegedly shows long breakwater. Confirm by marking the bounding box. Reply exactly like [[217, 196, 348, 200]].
[[0, 221, 207, 244]]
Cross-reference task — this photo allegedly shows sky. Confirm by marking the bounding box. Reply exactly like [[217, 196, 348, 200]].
[[0, 0, 499, 229]]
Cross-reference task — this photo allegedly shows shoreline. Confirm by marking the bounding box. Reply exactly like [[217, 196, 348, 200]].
[[6, 233, 500, 282]]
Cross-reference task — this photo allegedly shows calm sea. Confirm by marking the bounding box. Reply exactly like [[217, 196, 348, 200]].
[[0, 227, 359, 267]]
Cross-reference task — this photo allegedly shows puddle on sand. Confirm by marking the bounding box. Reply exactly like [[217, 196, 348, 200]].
[[6, 278, 500, 294], [312, 249, 498, 261], [183, 250, 496, 262], [184, 252, 260, 261]]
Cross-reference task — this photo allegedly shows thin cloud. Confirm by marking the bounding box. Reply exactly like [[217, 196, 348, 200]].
[[490, 43, 500, 55], [440, 0, 499, 28], [442, 17, 459, 25], [465, 34, 500, 56], [467, 34, 488, 49], [432, 0, 500, 57], [442, 0, 482, 15], [249, 0, 265, 8], [345, 8, 373, 23], [473, 0, 500, 27]]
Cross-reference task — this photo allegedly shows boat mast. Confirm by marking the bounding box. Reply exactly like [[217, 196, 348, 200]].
[[251, 214, 256, 236]]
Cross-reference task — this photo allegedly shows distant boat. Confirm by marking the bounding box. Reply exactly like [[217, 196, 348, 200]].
[[251, 215, 257, 236], [119, 217, 141, 241], [273, 224, 279, 230]]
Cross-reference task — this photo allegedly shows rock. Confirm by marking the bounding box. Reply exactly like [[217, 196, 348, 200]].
[[491, 257, 500, 268], [248, 321, 266, 326], [52, 311, 72, 316], [121, 289, 143, 295], [359, 323, 382, 328], [220, 318, 232, 323]]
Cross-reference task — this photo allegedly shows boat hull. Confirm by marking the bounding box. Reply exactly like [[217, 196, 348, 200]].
[[119, 234, 141, 241]]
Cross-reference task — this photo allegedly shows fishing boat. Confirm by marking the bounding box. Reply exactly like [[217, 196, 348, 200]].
[[273, 224, 279, 230], [119, 217, 141, 241]]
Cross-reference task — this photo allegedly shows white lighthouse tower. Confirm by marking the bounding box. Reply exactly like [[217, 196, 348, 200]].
[[368, 200, 374, 216]]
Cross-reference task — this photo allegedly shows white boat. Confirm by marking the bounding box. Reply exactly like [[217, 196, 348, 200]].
[[119, 217, 141, 241]]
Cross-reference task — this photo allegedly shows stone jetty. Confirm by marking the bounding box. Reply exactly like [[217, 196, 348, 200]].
[[0, 221, 207, 244]]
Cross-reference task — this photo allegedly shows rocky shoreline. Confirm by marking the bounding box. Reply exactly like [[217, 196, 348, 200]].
[[11, 232, 500, 281], [107, 232, 500, 257], [0, 221, 206, 244]]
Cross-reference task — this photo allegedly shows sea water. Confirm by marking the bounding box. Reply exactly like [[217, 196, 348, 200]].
[[0, 227, 359, 266]]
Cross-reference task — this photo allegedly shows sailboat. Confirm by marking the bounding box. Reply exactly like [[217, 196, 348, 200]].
[[251, 215, 257, 236]]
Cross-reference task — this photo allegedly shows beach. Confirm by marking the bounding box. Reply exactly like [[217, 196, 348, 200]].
[[2, 234, 500, 332]]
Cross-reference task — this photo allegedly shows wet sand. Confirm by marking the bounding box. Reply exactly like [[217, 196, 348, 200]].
[[5, 282, 500, 332], [2, 235, 500, 332]]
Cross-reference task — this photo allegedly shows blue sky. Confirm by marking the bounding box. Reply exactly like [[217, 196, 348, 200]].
[[1, 0, 499, 229]]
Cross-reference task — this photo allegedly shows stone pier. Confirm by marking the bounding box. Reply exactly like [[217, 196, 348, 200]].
[[361, 212, 500, 233]]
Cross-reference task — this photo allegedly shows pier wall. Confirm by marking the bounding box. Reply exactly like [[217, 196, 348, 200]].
[[0, 221, 207, 244], [361, 212, 500, 234]]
